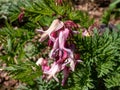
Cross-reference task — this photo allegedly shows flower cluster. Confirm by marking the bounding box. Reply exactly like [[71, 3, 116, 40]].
[[36, 19, 82, 86]]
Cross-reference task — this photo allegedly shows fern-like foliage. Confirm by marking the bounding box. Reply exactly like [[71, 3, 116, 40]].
[[0, 24, 43, 85], [105, 66, 120, 89], [0, 0, 19, 19], [8, 0, 93, 29], [14, 25, 120, 90], [4, 61, 41, 85], [73, 26, 120, 89]]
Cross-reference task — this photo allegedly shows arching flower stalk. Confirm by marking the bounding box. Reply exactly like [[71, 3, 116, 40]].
[[36, 19, 82, 86]]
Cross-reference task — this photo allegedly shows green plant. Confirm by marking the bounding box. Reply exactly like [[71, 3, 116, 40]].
[[101, 0, 120, 24], [0, 0, 120, 90]]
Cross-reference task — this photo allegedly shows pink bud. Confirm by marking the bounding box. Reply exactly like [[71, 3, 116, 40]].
[[18, 11, 24, 22], [74, 53, 80, 60], [48, 39, 53, 47], [55, 0, 63, 5], [64, 20, 78, 29]]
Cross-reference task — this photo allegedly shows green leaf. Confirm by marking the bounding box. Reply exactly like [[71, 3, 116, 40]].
[[7, 38, 12, 52], [5, 61, 42, 85], [97, 61, 116, 77], [105, 67, 120, 88]]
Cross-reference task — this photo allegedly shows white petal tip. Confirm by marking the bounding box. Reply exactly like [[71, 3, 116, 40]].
[[36, 58, 44, 66]]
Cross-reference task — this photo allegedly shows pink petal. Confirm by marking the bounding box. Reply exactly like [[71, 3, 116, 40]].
[[36, 28, 45, 34], [82, 30, 90, 36], [58, 28, 74, 59], [36, 58, 44, 66], [57, 50, 68, 64], [49, 32, 57, 42], [59, 28, 69, 49], [67, 58, 75, 71], [39, 19, 64, 42], [42, 65, 50, 72], [44, 62, 61, 82], [18, 11, 24, 22], [62, 66, 70, 86], [48, 39, 53, 47], [49, 38, 59, 59]]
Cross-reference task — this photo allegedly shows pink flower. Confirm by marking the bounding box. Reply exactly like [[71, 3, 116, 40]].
[[18, 11, 24, 22], [36, 58, 50, 72], [43, 62, 62, 82], [36, 19, 82, 85], [82, 30, 90, 36], [37, 19, 64, 42], [58, 28, 74, 59]]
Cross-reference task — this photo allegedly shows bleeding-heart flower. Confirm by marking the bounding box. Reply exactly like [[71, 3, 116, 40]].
[[36, 19, 82, 86], [36, 19, 64, 42]]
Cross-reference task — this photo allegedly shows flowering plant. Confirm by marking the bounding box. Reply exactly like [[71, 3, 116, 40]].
[[36, 19, 82, 86], [0, 0, 120, 90]]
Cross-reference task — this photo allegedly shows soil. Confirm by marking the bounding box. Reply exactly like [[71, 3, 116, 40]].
[[0, 61, 20, 90], [75, 1, 120, 25]]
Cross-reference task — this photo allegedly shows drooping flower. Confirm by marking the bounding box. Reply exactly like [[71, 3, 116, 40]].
[[36, 19, 82, 85], [36, 19, 64, 42], [43, 62, 64, 82]]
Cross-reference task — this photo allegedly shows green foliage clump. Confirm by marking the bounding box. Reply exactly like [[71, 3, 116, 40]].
[[0, 23, 43, 85], [8, 0, 93, 29], [0, 0, 19, 20], [72, 27, 120, 90]]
